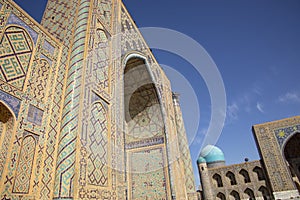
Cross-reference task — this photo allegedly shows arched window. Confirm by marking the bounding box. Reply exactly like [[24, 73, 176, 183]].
[[213, 173, 223, 187], [244, 188, 255, 200], [253, 166, 265, 181], [226, 171, 237, 185], [230, 190, 240, 200], [217, 192, 226, 200], [259, 186, 271, 200], [239, 169, 251, 183]]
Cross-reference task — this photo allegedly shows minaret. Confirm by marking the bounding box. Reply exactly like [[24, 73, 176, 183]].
[[172, 93, 198, 200], [197, 157, 214, 200]]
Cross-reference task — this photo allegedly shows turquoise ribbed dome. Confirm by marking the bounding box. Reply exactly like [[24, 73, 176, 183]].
[[197, 156, 206, 164], [199, 145, 225, 163]]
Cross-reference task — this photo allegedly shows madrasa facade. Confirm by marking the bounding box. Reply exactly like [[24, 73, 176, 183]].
[[197, 116, 300, 200], [0, 0, 198, 199], [0, 1, 300, 200]]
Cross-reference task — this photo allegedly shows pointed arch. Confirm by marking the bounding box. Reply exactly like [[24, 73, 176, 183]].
[[258, 186, 271, 200], [239, 169, 251, 183], [253, 166, 265, 181], [230, 190, 240, 200], [244, 188, 255, 200], [283, 132, 300, 184], [123, 55, 164, 142], [217, 192, 226, 200], [0, 102, 15, 179], [213, 173, 223, 187], [226, 171, 237, 185]]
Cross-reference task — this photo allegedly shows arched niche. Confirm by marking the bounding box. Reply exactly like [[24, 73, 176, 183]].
[[283, 132, 300, 188], [0, 102, 16, 179], [123, 55, 164, 143]]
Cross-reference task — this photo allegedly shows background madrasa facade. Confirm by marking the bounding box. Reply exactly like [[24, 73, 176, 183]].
[[197, 116, 300, 200], [0, 0, 197, 199]]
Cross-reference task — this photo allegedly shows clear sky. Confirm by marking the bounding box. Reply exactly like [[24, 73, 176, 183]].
[[13, 0, 300, 188]]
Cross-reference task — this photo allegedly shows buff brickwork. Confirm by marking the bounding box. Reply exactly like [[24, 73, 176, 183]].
[[0, 0, 197, 199]]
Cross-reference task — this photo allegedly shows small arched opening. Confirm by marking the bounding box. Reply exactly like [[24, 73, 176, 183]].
[[217, 192, 226, 200], [253, 166, 265, 181], [230, 190, 240, 200], [213, 173, 223, 187], [226, 171, 237, 185], [239, 169, 251, 183], [258, 186, 271, 200], [244, 188, 255, 200]]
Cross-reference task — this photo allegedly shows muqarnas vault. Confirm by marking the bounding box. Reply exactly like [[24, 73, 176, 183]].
[[0, 0, 197, 199]]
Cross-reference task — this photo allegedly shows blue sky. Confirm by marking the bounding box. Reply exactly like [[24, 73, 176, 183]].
[[13, 0, 300, 187]]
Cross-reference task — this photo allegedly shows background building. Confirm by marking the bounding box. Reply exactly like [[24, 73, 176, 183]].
[[197, 116, 300, 200], [0, 0, 197, 199]]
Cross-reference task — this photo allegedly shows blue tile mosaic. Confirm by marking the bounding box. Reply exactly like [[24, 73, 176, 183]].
[[0, 90, 21, 118], [7, 13, 38, 44]]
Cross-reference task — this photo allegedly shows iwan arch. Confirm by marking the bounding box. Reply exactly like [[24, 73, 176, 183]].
[[0, 0, 197, 199]]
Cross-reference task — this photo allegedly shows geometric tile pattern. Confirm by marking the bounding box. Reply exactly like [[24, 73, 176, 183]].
[[0, 26, 33, 89], [93, 26, 109, 93], [7, 14, 38, 44], [12, 133, 37, 194], [41, 0, 79, 43], [27, 104, 44, 126], [0, 89, 21, 118], [128, 148, 168, 200], [87, 102, 108, 186], [96, 0, 112, 32], [127, 83, 164, 142], [274, 124, 300, 148], [54, 0, 90, 198], [27, 58, 51, 102], [172, 94, 196, 193]]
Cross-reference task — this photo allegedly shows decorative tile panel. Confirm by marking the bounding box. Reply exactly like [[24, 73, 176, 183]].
[[0, 25, 33, 89], [87, 102, 108, 186], [12, 132, 38, 194], [0, 89, 20, 118], [7, 14, 38, 44], [128, 147, 168, 200], [274, 124, 300, 148], [43, 40, 55, 55], [27, 104, 43, 126]]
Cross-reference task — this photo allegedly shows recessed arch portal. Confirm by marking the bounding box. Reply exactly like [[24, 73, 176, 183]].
[[123, 55, 164, 142], [283, 132, 300, 189], [123, 55, 169, 200]]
